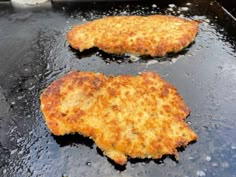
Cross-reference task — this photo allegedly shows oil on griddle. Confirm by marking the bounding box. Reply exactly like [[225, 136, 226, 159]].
[[0, 0, 236, 177]]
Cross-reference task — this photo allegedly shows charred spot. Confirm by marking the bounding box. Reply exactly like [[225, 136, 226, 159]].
[[92, 77, 103, 88], [159, 87, 169, 98], [108, 88, 116, 96], [111, 105, 119, 111], [159, 110, 164, 115], [61, 113, 67, 117], [163, 104, 171, 112], [68, 84, 74, 90]]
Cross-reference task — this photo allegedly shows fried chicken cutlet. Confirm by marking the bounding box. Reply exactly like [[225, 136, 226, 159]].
[[67, 15, 199, 57], [40, 71, 198, 165]]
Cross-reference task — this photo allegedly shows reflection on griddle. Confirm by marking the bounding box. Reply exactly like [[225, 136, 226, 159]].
[[52, 132, 196, 169], [69, 43, 193, 64], [53, 133, 94, 148]]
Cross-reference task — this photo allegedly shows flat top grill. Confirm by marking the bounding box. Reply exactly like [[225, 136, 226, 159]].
[[0, 0, 236, 177]]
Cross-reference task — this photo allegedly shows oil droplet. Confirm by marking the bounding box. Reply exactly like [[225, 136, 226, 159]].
[[131, 163, 136, 168], [152, 4, 157, 8], [137, 171, 144, 176], [180, 7, 189, 11], [205, 156, 211, 161], [86, 161, 92, 167], [189, 156, 194, 160], [221, 162, 229, 168], [17, 96, 23, 100], [167, 8, 174, 12], [211, 162, 218, 167], [146, 60, 158, 67], [141, 162, 147, 166], [10, 148, 18, 155], [187, 121, 192, 125], [196, 170, 206, 176], [17, 137, 24, 143], [168, 4, 176, 8], [231, 145, 236, 150]]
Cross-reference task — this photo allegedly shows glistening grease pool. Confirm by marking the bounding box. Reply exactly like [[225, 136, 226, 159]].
[[0, 0, 236, 177]]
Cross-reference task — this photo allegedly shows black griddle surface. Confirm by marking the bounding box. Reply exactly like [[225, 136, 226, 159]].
[[0, 0, 236, 177]]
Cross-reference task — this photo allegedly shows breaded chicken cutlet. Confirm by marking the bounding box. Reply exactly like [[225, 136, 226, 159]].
[[40, 71, 198, 165], [67, 15, 199, 57]]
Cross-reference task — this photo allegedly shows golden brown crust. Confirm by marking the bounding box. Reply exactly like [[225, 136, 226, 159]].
[[67, 15, 199, 57], [40, 71, 197, 165]]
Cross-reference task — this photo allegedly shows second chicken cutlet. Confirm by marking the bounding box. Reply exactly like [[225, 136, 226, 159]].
[[67, 15, 199, 57], [40, 71, 198, 165]]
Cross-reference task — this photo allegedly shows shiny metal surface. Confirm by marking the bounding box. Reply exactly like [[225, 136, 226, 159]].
[[0, 0, 236, 177]]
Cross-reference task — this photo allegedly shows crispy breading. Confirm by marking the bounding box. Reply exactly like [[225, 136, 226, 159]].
[[67, 15, 199, 57], [40, 71, 197, 165]]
